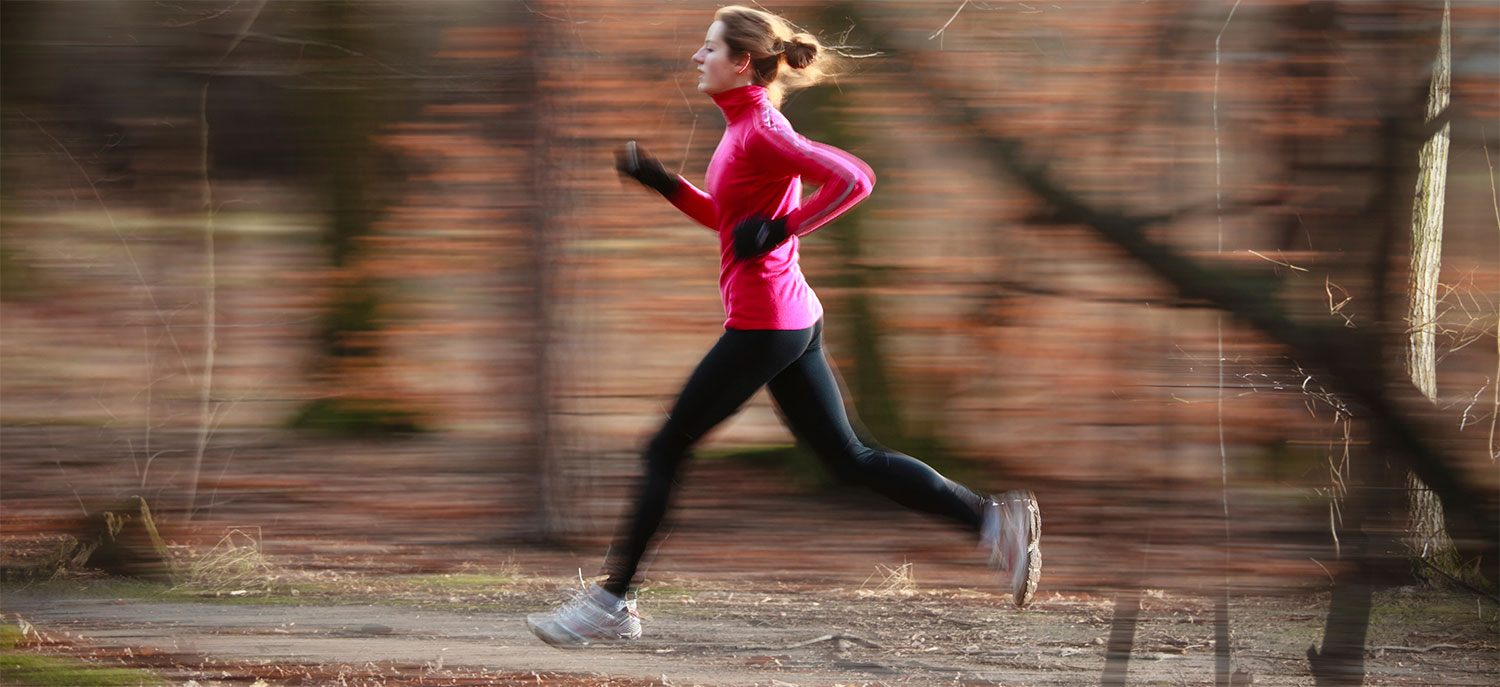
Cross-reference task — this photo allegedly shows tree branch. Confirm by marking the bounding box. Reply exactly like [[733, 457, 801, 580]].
[[841, 7, 1498, 575]]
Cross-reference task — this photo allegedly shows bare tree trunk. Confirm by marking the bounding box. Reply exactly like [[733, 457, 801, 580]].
[[1404, 0, 1455, 567], [523, 3, 562, 543], [187, 83, 216, 521]]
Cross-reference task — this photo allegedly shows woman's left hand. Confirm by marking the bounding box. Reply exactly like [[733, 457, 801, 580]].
[[731, 215, 789, 260]]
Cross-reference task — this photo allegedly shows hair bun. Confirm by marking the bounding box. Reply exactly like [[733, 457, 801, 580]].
[[782, 33, 817, 70]]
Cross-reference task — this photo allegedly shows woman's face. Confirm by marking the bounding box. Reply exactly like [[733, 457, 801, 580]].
[[693, 21, 749, 95]]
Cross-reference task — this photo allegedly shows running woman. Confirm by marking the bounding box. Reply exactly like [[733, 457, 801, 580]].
[[527, 5, 1040, 647]]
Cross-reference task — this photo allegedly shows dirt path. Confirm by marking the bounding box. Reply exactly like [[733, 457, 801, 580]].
[[5, 579, 1496, 687], [4, 590, 859, 686]]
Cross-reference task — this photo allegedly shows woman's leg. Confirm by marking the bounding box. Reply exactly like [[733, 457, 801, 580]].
[[601, 326, 815, 596], [766, 321, 986, 530]]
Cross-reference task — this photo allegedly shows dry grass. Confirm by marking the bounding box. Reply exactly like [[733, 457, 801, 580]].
[[170, 527, 276, 594], [858, 561, 917, 597]]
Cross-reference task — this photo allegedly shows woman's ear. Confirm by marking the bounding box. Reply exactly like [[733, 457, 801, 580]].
[[735, 56, 749, 74]]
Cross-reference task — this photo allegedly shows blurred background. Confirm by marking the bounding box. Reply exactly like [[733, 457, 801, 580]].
[[2, 0, 1497, 597]]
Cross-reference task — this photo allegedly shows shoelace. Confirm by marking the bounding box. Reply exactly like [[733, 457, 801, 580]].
[[552, 584, 640, 620], [550, 586, 600, 617]]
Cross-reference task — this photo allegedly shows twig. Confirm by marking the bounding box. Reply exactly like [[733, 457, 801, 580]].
[[172, 315, 320, 328], [1459, 380, 1489, 431], [204, 30, 428, 78], [204, 448, 236, 520], [672, 76, 699, 177], [141, 320, 152, 486], [221, 0, 267, 59], [94, 399, 121, 424], [1309, 558, 1335, 585], [929, 1, 970, 45], [1247, 249, 1308, 272], [743, 633, 885, 651], [823, 22, 884, 59], [1484, 133, 1500, 461], [523, 2, 591, 24], [19, 111, 194, 382], [1367, 643, 1459, 655], [221, 30, 365, 56], [165, 2, 238, 29], [1213, 7, 1244, 687], [1328, 502, 1341, 558], [187, 82, 217, 521], [56, 459, 88, 517], [140, 449, 171, 495]]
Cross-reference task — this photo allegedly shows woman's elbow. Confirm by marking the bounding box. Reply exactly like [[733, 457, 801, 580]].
[[852, 173, 874, 202]]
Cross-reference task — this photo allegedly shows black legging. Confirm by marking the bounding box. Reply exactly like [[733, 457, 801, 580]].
[[602, 319, 985, 596]]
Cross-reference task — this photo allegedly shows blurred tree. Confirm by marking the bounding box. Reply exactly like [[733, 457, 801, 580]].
[[287, 2, 420, 434], [520, 4, 564, 543], [1403, 0, 1457, 579]]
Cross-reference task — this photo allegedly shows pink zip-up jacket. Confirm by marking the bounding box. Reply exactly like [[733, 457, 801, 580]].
[[666, 84, 875, 331]]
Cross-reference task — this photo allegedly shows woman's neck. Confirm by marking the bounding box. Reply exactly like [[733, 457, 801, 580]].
[[711, 84, 770, 122]]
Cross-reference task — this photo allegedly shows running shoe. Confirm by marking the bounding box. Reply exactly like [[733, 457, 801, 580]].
[[526, 583, 641, 647], [980, 489, 1041, 608]]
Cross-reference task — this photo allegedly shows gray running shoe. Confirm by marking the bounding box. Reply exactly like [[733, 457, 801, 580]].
[[980, 490, 1041, 608], [526, 583, 641, 647]]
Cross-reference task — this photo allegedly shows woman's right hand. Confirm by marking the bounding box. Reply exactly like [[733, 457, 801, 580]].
[[614, 141, 679, 198]]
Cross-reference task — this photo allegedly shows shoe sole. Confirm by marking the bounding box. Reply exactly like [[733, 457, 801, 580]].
[[526, 616, 584, 649], [526, 616, 640, 649], [1012, 489, 1041, 609]]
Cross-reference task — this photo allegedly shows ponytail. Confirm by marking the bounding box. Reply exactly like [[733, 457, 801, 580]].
[[714, 5, 840, 105]]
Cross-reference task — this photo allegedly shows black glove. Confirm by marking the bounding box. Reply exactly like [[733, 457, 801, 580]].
[[732, 215, 789, 260], [614, 140, 679, 197]]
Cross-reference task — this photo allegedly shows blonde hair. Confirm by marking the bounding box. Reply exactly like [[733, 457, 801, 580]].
[[713, 5, 837, 106]]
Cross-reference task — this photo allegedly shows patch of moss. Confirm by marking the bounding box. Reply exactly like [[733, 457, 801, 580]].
[[636, 583, 697, 599], [397, 571, 524, 589], [0, 653, 165, 687], [1, 625, 20, 650], [1370, 586, 1497, 632], [14, 578, 174, 601], [288, 397, 424, 434], [1, 626, 165, 687]]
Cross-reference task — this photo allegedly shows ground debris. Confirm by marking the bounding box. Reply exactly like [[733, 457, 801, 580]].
[[1367, 643, 1460, 655], [742, 632, 885, 651]]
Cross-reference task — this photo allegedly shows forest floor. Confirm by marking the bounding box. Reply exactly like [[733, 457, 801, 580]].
[[3, 569, 1496, 687], [2, 429, 1496, 686]]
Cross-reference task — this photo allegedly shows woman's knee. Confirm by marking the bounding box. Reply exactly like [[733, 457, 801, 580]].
[[640, 424, 699, 486], [646, 426, 693, 460], [815, 437, 876, 484]]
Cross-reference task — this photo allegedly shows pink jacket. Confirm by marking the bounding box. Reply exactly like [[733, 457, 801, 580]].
[[667, 85, 875, 330]]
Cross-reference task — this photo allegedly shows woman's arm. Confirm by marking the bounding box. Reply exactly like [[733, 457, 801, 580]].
[[667, 178, 719, 231], [616, 141, 717, 230], [751, 124, 875, 237]]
